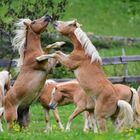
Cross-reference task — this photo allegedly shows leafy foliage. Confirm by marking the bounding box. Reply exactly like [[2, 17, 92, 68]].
[[0, 0, 68, 34]]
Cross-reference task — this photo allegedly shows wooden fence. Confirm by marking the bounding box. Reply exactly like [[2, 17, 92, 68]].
[[0, 54, 140, 83]]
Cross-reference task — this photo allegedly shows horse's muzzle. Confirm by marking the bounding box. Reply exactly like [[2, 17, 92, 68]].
[[44, 15, 52, 22], [48, 103, 57, 110]]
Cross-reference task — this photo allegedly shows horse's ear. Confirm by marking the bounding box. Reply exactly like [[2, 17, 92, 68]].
[[73, 19, 81, 27], [24, 22, 30, 27]]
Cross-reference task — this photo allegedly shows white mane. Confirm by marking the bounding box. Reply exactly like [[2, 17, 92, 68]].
[[74, 27, 102, 64], [12, 19, 32, 66], [45, 79, 56, 86]]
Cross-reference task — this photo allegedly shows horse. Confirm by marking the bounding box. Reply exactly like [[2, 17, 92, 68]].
[[0, 70, 11, 132], [49, 80, 140, 132], [39, 79, 94, 132], [36, 20, 140, 132], [0, 15, 54, 130]]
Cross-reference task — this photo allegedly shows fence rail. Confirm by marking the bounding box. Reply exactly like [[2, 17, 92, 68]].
[[0, 55, 140, 83]]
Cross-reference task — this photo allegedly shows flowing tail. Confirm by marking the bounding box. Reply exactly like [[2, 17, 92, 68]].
[[117, 100, 134, 130], [131, 88, 140, 116]]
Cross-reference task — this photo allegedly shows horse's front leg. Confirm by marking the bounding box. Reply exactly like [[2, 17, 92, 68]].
[[53, 108, 64, 130], [36, 51, 79, 70], [65, 106, 84, 131], [44, 108, 52, 133]]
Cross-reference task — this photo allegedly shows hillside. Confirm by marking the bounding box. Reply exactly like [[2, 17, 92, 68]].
[[62, 0, 140, 37]]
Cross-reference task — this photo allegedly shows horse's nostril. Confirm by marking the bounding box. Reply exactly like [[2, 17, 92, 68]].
[[44, 15, 52, 22], [48, 103, 55, 109]]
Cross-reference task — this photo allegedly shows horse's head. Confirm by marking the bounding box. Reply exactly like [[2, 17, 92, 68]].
[[48, 86, 62, 110], [53, 20, 81, 35], [24, 15, 52, 34]]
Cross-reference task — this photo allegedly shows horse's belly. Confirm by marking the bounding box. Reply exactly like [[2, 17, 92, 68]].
[[17, 71, 47, 107]]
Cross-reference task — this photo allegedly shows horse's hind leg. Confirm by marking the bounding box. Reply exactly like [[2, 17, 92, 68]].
[[89, 112, 98, 133], [17, 106, 30, 129], [53, 108, 64, 130]]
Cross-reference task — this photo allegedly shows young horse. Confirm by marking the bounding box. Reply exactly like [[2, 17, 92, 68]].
[[39, 80, 64, 132], [39, 79, 93, 132], [0, 15, 53, 130], [0, 70, 11, 132], [36, 20, 138, 132], [49, 80, 140, 132], [48, 79, 97, 132]]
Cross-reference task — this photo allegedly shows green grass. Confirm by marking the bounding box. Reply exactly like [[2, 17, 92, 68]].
[[99, 46, 140, 77], [0, 103, 140, 140], [62, 0, 140, 37]]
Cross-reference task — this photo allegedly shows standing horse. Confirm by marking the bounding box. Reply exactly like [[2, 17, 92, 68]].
[[0, 70, 11, 132], [0, 15, 53, 130], [16, 41, 65, 129], [36, 20, 138, 132]]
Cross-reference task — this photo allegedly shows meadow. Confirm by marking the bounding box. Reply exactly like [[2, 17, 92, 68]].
[[0, 103, 140, 140], [0, 0, 140, 139]]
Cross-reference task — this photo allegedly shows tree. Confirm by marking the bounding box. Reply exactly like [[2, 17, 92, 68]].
[[0, 0, 68, 58]]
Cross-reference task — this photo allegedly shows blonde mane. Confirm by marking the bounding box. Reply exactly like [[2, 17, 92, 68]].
[[45, 79, 56, 86], [74, 27, 102, 64], [12, 19, 32, 66]]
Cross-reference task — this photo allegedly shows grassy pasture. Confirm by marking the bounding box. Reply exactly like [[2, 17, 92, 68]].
[[62, 0, 140, 37], [0, 103, 140, 140]]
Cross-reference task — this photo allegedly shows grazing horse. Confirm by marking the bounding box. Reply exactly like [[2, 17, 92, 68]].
[[39, 79, 93, 132], [47, 79, 96, 132], [39, 80, 65, 132], [0, 70, 11, 132], [0, 15, 53, 130], [36, 20, 138, 132]]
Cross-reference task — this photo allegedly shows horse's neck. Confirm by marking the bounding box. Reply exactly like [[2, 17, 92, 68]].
[[69, 33, 84, 52], [26, 31, 42, 54]]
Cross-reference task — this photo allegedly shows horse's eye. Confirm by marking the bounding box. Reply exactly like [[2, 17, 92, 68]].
[[32, 21, 36, 24]]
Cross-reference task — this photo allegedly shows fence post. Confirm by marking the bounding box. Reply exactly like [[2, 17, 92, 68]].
[[122, 48, 128, 77]]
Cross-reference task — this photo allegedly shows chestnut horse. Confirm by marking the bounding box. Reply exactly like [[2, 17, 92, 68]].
[[0, 15, 53, 130], [0, 70, 11, 132], [39, 79, 94, 132], [49, 80, 140, 132], [36, 20, 140, 132]]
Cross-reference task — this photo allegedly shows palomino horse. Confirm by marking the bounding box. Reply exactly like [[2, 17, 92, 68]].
[[36, 20, 140, 132], [39, 79, 95, 132], [0, 15, 53, 130], [39, 80, 65, 132], [49, 80, 139, 132], [0, 70, 11, 132], [16, 41, 65, 130]]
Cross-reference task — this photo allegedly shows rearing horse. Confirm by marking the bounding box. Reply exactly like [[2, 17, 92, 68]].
[[1, 15, 52, 130], [36, 20, 135, 132]]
